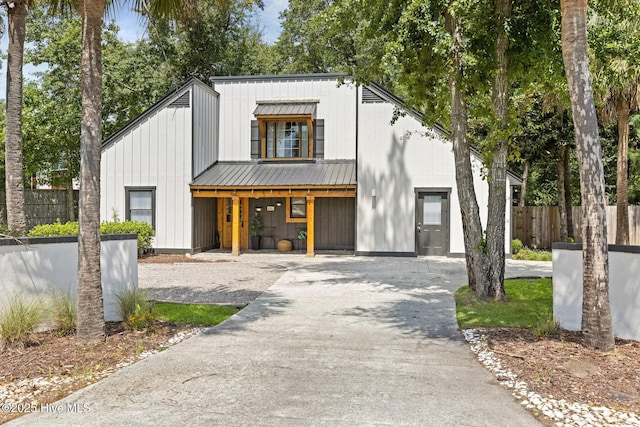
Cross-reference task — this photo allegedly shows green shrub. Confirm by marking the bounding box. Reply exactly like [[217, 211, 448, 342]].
[[28, 220, 79, 237], [115, 287, 155, 331], [512, 248, 552, 261], [50, 290, 77, 336], [0, 294, 45, 347], [29, 220, 154, 254], [511, 239, 523, 255], [100, 221, 155, 254]]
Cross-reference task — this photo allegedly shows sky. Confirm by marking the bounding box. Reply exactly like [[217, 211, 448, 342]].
[[0, 0, 287, 100]]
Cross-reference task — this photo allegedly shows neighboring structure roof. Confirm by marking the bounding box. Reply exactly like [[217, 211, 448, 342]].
[[253, 102, 317, 117], [191, 160, 356, 188]]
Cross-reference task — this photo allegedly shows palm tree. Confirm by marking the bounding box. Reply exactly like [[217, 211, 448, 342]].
[[2, 0, 30, 234], [560, 0, 614, 351], [70, 0, 197, 341], [590, 5, 640, 245]]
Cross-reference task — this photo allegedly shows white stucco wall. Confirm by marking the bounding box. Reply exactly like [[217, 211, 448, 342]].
[[213, 76, 357, 161], [101, 82, 219, 251], [356, 92, 510, 255], [0, 236, 138, 322], [553, 245, 640, 340]]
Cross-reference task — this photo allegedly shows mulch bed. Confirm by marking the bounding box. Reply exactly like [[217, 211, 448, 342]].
[[0, 322, 191, 424], [483, 328, 640, 414]]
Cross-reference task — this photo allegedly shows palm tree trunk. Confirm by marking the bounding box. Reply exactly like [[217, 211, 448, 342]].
[[486, 0, 511, 300], [445, 12, 489, 296], [77, 0, 106, 342], [4, 1, 28, 234], [560, 0, 614, 351], [615, 99, 630, 245]]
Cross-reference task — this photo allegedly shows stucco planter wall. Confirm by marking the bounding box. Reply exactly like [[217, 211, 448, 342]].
[[552, 243, 640, 341], [0, 234, 138, 322]]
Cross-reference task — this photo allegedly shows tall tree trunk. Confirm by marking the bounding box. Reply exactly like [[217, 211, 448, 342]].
[[445, 12, 489, 296], [563, 145, 574, 239], [486, 0, 511, 300], [519, 160, 529, 207], [558, 146, 568, 242], [561, 0, 614, 351], [77, 0, 106, 342], [4, 2, 28, 234], [615, 99, 630, 245]]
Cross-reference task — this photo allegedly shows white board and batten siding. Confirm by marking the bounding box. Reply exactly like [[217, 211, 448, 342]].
[[213, 76, 357, 161], [356, 89, 512, 255], [101, 80, 219, 251]]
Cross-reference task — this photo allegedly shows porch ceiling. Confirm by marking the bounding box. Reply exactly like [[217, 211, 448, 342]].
[[191, 160, 356, 189]]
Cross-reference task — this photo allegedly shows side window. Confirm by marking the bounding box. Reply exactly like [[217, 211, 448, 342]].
[[125, 187, 156, 228], [286, 197, 307, 223]]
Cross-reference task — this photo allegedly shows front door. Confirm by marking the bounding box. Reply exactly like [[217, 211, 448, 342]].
[[416, 191, 449, 256], [218, 198, 249, 249]]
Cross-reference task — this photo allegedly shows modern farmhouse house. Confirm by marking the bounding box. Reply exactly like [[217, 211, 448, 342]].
[[100, 74, 517, 256]]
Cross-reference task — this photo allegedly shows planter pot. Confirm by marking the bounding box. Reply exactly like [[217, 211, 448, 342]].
[[250, 236, 261, 250], [277, 239, 292, 252]]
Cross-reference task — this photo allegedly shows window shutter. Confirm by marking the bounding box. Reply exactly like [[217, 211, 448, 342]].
[[314, 119, 324, 159], [251, 120, 261, 159]]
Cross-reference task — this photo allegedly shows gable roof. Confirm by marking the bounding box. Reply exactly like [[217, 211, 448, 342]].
[[363, 81, 522, 185], [101, 77, 218, 151]]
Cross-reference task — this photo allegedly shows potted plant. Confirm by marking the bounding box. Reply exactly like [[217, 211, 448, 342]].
[[296, 228, 307, 251], [250, 212, 264, 249]]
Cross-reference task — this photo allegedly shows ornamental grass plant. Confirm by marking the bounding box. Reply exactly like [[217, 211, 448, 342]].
[[0, 293, 45, 348]]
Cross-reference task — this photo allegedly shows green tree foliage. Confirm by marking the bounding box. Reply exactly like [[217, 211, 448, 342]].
[[323, 0, 558, 299], [589, 0, 640, 244], [144, 0, 270, 83], [22, 8, 164, 188], [272, 0, 356, 74]]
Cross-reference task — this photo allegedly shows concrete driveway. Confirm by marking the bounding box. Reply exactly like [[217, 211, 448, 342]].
[[10, 256, 550, 426]]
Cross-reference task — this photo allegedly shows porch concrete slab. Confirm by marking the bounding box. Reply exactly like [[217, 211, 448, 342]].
[[9, 256, 549, 426]]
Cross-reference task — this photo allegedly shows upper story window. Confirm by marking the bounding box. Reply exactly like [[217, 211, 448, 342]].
[[253, 101, 318, 161], [266, 121, 309, 158]]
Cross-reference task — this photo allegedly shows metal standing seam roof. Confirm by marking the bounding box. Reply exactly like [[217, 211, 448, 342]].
[[253, 103, 317, 117], [191, 160, 356, 188]]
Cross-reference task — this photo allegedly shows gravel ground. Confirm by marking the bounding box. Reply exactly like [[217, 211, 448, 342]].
[[138, 257, 289, 306]]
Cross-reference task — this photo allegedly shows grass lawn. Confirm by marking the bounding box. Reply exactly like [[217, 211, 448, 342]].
[[153, 302, 239, 327], [455, 278, 553, 329]]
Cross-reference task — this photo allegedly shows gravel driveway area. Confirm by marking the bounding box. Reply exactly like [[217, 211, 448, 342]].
[[138, 257, 289, 306]]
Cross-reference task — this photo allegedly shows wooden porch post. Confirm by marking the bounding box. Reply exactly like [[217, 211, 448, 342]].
[[306, 196, 315, 257], [231, 196, 241, 256]]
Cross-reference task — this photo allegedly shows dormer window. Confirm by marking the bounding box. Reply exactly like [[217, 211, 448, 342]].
[[254, 101, 318, 161]]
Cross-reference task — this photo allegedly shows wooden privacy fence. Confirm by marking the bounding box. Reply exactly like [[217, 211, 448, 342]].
[[0, 189, 79, 230], [512, 206, 640, 249]]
